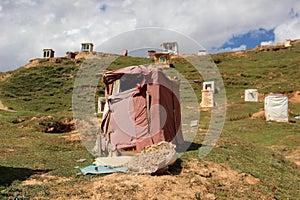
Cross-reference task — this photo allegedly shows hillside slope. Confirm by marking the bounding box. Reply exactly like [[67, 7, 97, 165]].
[[0, 42, 299, 115], [0, 44, 299, 199]]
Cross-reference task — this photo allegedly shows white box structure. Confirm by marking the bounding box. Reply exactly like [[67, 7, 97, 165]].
[[201, 81, 215, 108], [203, 81, 215, 93], [245, 89, 258, 102], [198, 50, 207, 56], [161, 42, 178, 55], [264, 95, 288, 122]]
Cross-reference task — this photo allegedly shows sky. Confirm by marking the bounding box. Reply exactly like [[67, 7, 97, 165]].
[[0, 0, 300, 72]]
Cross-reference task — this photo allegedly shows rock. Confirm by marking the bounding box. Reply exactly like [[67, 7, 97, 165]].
[[42, 118, 75, 133], [251, 109, 265, 119], [244, 174, 260, 185], [12, 118, 26, 124], [205, 193, 216, 200], [126, 142, 177, 174]]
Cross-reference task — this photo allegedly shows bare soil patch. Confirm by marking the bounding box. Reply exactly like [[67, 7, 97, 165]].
[[251, 109, 265, 119], [286, 91, 300, 103], [22, 174, 71, 186], [40, 159, 272, 200]]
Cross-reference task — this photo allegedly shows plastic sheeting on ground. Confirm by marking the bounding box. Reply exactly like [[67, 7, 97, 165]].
[[80, 165, 129, 175], [81, 142, 177, 175], [93, 156, 133, 167]]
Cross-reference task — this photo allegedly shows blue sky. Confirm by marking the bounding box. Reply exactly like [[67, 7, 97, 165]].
[[216, 28, 275, 51], [0, 0, 300, 72]]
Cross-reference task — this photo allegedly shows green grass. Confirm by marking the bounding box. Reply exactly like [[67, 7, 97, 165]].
[[212, 44, 300, 99], [205, 133, 299, 199], [0, 43, 300, 199], [0, 65, 78, 117]]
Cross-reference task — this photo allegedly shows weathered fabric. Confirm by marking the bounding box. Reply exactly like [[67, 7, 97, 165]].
[[101, 66, 183, 152]]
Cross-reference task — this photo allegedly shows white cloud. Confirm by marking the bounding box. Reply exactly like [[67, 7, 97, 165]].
[[0, 0, 300, 71], [214, 44, 247, 53], [15, 0, 37, 6], [260, 41, 274, 46], [274, 16, 300, 42]]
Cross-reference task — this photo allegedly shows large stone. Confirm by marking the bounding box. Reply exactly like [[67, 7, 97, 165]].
[[126, 142, 177, 174]]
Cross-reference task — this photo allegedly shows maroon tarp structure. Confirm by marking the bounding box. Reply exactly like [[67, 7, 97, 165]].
[[100, 65, 184, 153]]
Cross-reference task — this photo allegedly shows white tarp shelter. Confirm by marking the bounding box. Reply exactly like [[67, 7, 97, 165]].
[[245, 89, 258, 102], [264, 95, 288, 122]]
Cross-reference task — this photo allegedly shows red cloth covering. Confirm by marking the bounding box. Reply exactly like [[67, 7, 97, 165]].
[[101, 66, 183, 152]]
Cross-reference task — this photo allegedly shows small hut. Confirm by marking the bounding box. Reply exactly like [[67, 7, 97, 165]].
[[198, 50, 207, 56], [43, 49, 55, 58], [153, 52, 171, 66], [81, 43, 94, 52], [161, 42, 179, 55], [100, 65, 184, 154]]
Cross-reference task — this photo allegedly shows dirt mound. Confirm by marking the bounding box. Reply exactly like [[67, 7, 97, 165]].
[[41, 118, 76, 133], [286, 91, 300, 103], [251, 109, 265, 119], [11, 116, 76, 133], [47, 159, 269, 200], [126, 142, 177, 174]]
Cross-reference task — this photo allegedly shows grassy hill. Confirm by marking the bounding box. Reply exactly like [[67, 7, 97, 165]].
[[0, 42, 299, 199]]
